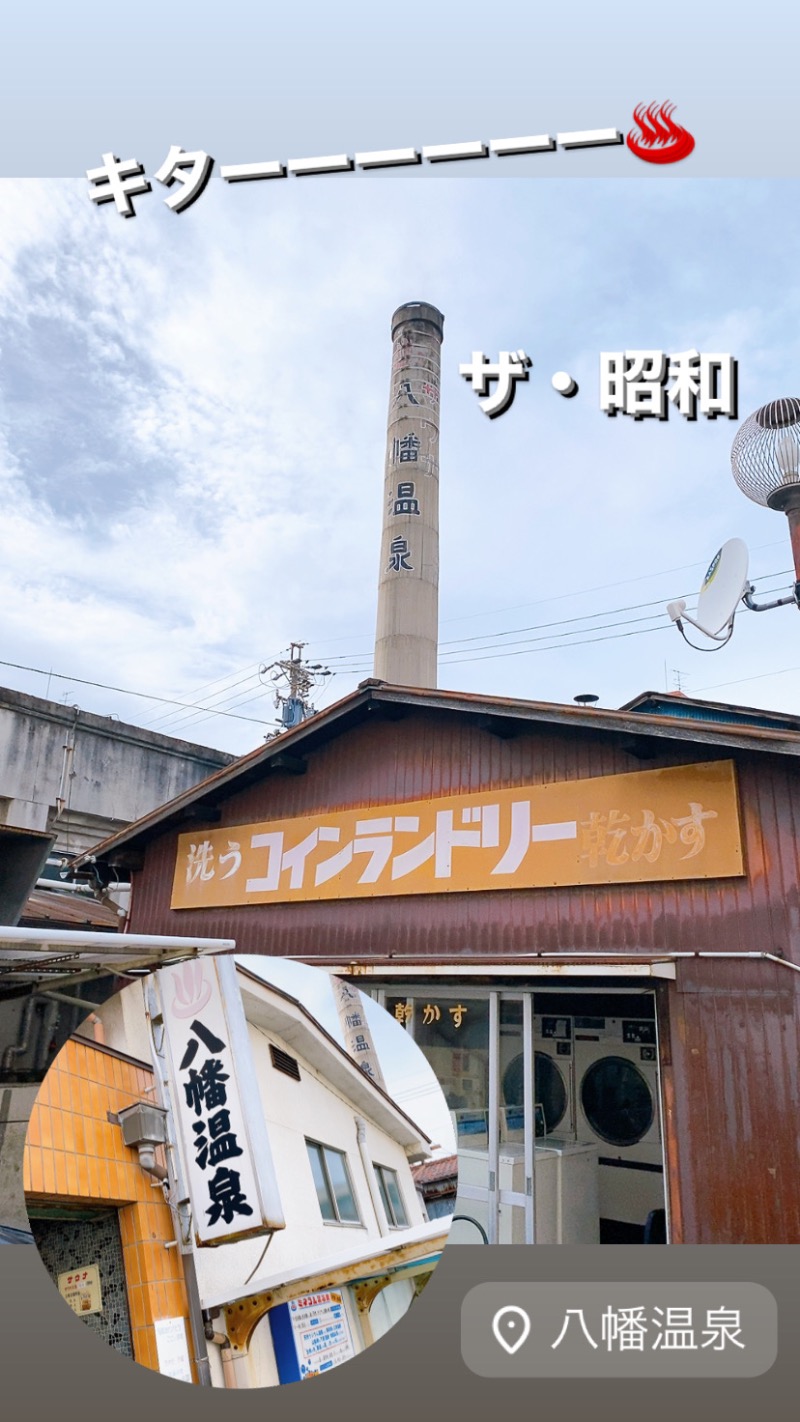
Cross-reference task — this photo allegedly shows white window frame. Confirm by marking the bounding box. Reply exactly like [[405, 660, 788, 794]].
[[373, 1162, 409, 1228], [306, 1139, 362, 1227]]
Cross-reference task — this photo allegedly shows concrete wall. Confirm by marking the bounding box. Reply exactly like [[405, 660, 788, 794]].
[[0, 1084, 37, 1229], [0, 685, 233, 859]]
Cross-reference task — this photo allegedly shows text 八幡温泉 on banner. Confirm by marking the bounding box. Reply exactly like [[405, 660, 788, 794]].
[[158, 957, 285, 1246]]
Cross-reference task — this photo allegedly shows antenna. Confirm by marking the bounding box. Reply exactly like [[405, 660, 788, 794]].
[[668, 401, 800, 654], [667, 538, 749, 648], [667, 537, 800, 650], [259, 643, 333, 734]]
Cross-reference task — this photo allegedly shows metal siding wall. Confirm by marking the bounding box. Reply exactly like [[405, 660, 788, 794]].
[[669, 959, 800, 1243], [131, 713, 800, 970], [128, 712, 800, 1245]]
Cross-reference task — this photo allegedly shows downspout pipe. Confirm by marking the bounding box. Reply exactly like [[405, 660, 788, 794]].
[[355, 1117, 390, 1235], [136, 1144, 168, 1183], [3, 991, 110, 1076], [2, 997, 40, 1072], [202, 1319, 239, 1389]]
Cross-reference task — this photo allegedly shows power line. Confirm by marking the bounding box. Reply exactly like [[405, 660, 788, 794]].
[[84, 554, 798, 727], [431, 621, 676, 668], [317, 570, 796, 674], [163, 684, 279, 736], [0, 657, 272, 727], [145, 670, 264, 733], [317, 594, 680, 663], [695, 666, 800, 694], [439, 611, 683, 660], [143, 668, 260, 728], [170, 654, 340, 739], [318, 620, 677, 675], [436, 540, 791, 625], [309, 539, 790, 648], [2, 564, 794, 732], [316, 568, 795, 670]]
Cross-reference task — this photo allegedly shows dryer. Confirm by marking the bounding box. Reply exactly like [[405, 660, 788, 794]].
[[501, 1014, 575, 1141], [573, 1015, 664, 1230]]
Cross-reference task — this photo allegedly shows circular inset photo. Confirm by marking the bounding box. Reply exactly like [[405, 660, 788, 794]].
[[23, 954, 456, 1386]]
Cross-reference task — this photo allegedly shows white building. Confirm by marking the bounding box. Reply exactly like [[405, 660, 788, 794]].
[[79, 959, 448, 1387]]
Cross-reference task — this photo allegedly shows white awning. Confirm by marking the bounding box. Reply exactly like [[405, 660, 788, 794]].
[[202, 1217, 449, 1311], [324, 959, 678, 980], [0, 927, 235, 993]]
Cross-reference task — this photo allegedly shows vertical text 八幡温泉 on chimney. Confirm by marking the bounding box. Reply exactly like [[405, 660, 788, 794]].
[[374, 301, 444, 688]]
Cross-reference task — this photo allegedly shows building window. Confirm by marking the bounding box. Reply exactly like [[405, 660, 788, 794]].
[[373, 1164, 409, 1228], [306, 1141, 361, 1225]]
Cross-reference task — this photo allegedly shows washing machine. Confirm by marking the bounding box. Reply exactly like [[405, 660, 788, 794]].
[[501, 1015, 575, 1142], [573, 1015, 664, 1231], [456, 1140, 599, 1243]]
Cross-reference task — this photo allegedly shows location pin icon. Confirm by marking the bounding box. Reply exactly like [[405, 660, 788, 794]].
[[492, 1305, 531, 1355]]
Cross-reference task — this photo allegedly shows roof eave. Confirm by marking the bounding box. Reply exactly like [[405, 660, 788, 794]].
[[71, 681, 800, 871]]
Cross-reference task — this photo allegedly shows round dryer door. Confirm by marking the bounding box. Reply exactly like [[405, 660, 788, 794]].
[[580, 1055, 654, 1148], [503, 1051, 568, 1135]]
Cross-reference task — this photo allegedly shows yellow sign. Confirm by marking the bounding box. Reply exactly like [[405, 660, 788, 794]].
[[170, 760, 743, 909], [58, 1262, 102, 1315]]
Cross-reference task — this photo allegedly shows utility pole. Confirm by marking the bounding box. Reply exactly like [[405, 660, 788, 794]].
[[260, 643, 333, 732]]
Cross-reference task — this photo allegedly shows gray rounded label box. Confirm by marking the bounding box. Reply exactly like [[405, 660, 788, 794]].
[[462, 1282, 778, 1377]]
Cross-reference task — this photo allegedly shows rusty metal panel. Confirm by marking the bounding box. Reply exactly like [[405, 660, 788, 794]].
[[127, 709, 800, 1245], [130, 713, 800, 975], [667, 959, 800, 1243]]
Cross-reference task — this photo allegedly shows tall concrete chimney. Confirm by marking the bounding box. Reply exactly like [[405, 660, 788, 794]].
[[374, 301, 444, 687]]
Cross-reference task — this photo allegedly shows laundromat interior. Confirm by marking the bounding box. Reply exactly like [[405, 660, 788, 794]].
[[373, 979, 669, 1245]]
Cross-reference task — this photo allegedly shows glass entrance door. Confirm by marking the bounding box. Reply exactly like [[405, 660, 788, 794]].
[[378, 981, 666, 1245], [384, 989, 537, 1243]]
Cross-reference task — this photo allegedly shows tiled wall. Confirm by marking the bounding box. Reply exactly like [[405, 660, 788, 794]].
[[23, 1038, 193, 1378], [31, 1212, 134, 1357]]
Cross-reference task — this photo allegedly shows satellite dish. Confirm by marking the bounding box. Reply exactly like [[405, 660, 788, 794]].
[[695, 538, 749, 635], [666, 538, 750, 645], [668, 532, 800, 648]]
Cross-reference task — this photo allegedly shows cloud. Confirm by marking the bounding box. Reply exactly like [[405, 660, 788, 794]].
[[2, 178, 800, 750]]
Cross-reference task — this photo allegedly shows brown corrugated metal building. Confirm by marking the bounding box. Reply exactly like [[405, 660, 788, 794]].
[[74, 682, 800, 1247]]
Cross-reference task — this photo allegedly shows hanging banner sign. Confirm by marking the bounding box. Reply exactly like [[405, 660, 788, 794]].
[[159, 958, 285, 1245], [170, 760, 743, 910]]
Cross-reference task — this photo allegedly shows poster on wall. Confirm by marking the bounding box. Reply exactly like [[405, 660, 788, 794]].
[[153, 1317, 193, 1384], [270, 1293, 356, 1383], [57, 1264, 102, 1316]]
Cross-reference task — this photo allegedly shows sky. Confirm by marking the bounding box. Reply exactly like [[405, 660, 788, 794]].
[[237, 955, 456, 1158], [2, 177, 800, 755]]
